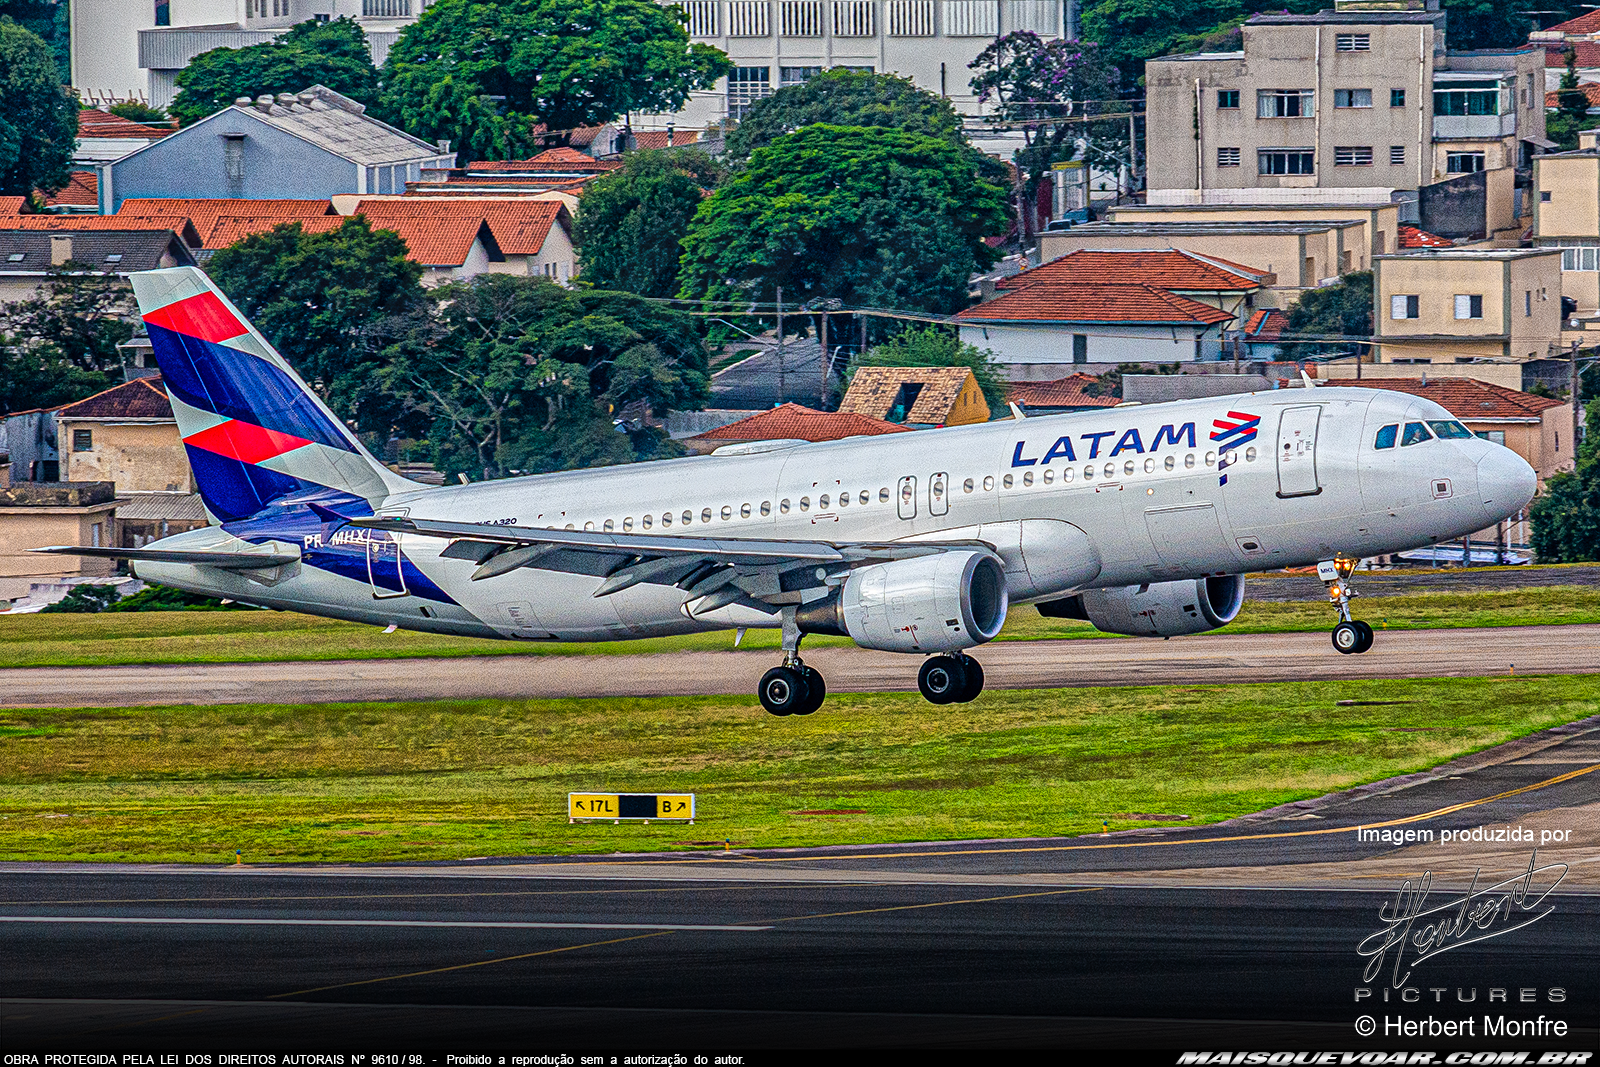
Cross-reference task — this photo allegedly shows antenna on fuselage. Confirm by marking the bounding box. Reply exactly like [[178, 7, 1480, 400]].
[[1008, 402, 1026, 420], [1300, 371, 1318, 389]]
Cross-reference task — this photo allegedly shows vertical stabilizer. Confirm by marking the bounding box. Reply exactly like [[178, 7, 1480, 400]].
[[130, 266, 413, 523]]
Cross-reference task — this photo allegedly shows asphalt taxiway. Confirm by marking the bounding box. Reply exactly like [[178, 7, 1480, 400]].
[[3, 717, 1596, 1050], [6, 624, 1600, 707]]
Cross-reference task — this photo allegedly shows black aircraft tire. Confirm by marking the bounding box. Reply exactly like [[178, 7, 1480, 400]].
[[795, 666, 826, 715], [918, 655, 967, 704], [1332, 621, 1362, 655], [955, 658, 984, 702], [759, 666, 810, 716], [1353, 620, 1374, 654]]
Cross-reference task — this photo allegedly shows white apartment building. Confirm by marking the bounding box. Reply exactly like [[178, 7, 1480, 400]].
[[73, 0, 1074, 125]]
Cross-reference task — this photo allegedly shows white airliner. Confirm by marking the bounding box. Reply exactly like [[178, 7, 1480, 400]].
[[43, 267, 1537, 714]]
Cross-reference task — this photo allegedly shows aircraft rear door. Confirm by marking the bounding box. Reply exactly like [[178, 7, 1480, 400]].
[[1276, 405, 1322, 498], [366, 533, 407, 598]]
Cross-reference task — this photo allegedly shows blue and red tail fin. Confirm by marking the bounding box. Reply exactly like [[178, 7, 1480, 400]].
[[130, 267, 413, 524]]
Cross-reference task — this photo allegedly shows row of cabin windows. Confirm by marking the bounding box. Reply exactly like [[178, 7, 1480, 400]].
[[572, 449, 1260, 530]]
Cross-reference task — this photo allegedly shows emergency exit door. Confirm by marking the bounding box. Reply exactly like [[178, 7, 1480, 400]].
[[1276, 405, 1322, 497]]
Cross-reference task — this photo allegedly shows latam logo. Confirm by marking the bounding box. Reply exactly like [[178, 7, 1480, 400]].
[[1011, 422, 1199, 467], [1209, 411, 1260, 455]]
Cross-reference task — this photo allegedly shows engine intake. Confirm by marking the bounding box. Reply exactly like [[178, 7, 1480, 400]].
[[798, 550, 1008, 653], [1038, 575, 1244, 637]]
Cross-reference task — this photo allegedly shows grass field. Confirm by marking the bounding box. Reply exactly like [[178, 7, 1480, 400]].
[[4, 585, 1600, 668], [0, 675, 1589, 863]]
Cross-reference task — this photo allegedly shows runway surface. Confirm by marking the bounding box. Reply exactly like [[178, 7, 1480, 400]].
[[6, 624, 1600, 707], [3, 718, 1597, 1050]]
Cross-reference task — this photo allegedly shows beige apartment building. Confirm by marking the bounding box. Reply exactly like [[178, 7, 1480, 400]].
[[1371, 248, 1563, 364], [1109, 200, 1402, 257], [1040, 220, 1364, 305], [1533, 148, 1600, 314], [1145, 1, 1544, 197]]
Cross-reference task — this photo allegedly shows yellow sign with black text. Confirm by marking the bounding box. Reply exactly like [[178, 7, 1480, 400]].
[[568, 792, 695, 822]]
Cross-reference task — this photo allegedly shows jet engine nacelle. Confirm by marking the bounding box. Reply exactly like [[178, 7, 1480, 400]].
[[798, 550, 1008, 653], [1038, 575, 1245, 637]]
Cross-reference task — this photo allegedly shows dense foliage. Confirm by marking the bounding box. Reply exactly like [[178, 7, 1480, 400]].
[[0, 1, 69, 81], [573, 148, 723, 298], [1282, 271, 1374, 360], [0, 267, 136, 414], [678, 125, 1009, 316], [0, 19, 76, 197], [378, 0, 730, 163], [1531, 400, 1600, 563], [170, 18, 379, 126], [726, 69, 966, 160]]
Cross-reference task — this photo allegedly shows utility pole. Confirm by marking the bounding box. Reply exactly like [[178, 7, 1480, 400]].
[[820, 309, 829, 404], [776, 286, 784, 405], [1572, 340, 1582, 470]]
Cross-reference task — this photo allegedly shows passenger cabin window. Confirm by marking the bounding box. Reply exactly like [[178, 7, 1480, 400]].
[[1374, 424, 1398, 449], [1428, 420, 1473, 439], [1401, 422, 1433, 446]]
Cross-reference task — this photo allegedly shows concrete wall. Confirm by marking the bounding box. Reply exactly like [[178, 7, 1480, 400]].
[[1321, 361, 1525, 389], [58, 421, 191, 493], [1505, 252, 1565, 361], [959, 322, 1212, 366], [0, 502, 119, 600], [1536, 155, 1600, 239], [1109, 203, 1401, 258]]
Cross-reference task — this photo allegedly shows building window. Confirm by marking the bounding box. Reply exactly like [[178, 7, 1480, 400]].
[[1434, 86, 1502, 117], [887, 0, 935, 35], [1390, 88, 1405, 107], [1217, 89, 1239, 109], [1390, 145, 1405, 165], [676, 0, 720, 36], [728, 66, 772, 119], [72, 429, 93, 452], [943, 0, 998, 35], [1217, 147, 1240, 167], [780, 66, 822, 86], [1335, 33, 1369, 51], [1446, 152, 1486, 174], [362, 0, 411, 14], [155, 0, 170, 26], [779, 0, 823, 35], [1333, 88, 1372, 109], [832, 0, 874, 35], [1526, 290, 1533, 316], [1258, 149, 1315, 175], [1454, 294, 1483, 319], [1072, 334, 1088, 363], [1558, 243, 1600, 271], [1258, 89, 1314, 118], [728, 0, 771, 35], [1334, 146, 1373, 166], [1391, 294, 1419, 319]]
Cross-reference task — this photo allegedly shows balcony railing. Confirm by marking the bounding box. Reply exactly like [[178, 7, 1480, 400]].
[[1432, 113, 1515, 139]]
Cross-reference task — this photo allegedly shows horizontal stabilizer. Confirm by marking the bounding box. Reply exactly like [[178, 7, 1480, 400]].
[[32, 545, 301, 570]]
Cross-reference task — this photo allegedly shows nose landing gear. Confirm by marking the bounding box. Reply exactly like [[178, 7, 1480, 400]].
[[1320, 557, 1374, 655]]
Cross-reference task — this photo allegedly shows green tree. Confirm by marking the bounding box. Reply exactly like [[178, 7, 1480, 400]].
[[40, 583, 123, 613], [378, 0, 731, 163], [106, 100, 171, 125], [1080, 0, 1325, 88], [0, 265, 137, 414], [1531, 398, 1600, 562], [1438, 0, 1534, 51], [106, 583, 240, 611], [678, 125, 1009, 316], [169, 18, 379, 126], [205, 216, 429, 434], [0, 19, 76, 197], [841, 326, 1006, 415], [379, 275, 709, 480], [726, 69, 965, 160], [1282, 271, 1373, 361], [0, 1, 70, 81], [573, 148, 723, 298], [1548, 48, 1599, 152]]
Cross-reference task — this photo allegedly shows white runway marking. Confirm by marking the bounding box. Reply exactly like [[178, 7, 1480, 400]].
[[0, 915, 769, 931]]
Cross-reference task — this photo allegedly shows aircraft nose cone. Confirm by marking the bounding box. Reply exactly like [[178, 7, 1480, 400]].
[[1477, 448, 1537, 521]]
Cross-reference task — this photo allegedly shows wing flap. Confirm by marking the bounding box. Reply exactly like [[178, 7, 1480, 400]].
[[31, 545, 302, 570]]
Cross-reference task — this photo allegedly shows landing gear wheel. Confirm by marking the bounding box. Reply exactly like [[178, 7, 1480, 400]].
[[1332, 621, 1363, 655], [918, 655, 968, 704], [1352, 620, 1374, 654], [953, 656, 984, 703], [794, 665, 826, 715], [759, 666, 810, 716]]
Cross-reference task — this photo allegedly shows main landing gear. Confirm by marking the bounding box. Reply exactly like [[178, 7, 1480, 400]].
[[917, 653, 985, 704], [1320, 556, 1374, 655], [759, 608, 826, 716]]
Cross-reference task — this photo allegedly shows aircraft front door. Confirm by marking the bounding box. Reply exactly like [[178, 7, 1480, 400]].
[[1276, 405, 1322, 498], [897, 475, 917, 520]]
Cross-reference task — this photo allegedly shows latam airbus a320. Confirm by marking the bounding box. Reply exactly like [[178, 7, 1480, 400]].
[[44, 267, 1538, 714]]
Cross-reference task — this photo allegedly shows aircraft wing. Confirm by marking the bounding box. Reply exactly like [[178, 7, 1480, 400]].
[[31, 545, 302, 570], [350, 516, 984, 616]]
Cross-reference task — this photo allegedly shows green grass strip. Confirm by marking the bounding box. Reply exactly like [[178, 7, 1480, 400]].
[[0, 675, 1589, 864]]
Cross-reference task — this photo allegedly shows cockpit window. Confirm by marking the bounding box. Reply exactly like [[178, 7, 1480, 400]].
[[1374, 424, 1398, 449], [1427, 420, 1473, 439], [1400, 421, 1433, 446]]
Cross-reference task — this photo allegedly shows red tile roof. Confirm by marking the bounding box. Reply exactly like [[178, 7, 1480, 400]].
[[352, 198, 567, 255], [1542, 9, 1600, 36], [40, 171, 98, 209], [204, 214, 348, 249], [1547, 83, 1600, 110], [0, 196, 25, 215], [2, 214, 203, 247], [117, 198, 335, 241], [1243, 308, 1289, 339], [467, 148, 622, 173], [1007, 373, 1120, 409], [366, 216, 493, 266], [629, 130, 701, 149], [77, 108, 173, 140], [565, 126, 610, 147], [956, 282, 1236, 325], [998, 248, 1268, 293], [1546, 41, 1600, 67], [1398, 224, 1453, 249], [688, 403, 912, 443], [55, 376, 172, 420], [1321, 377, 1566, 419]]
